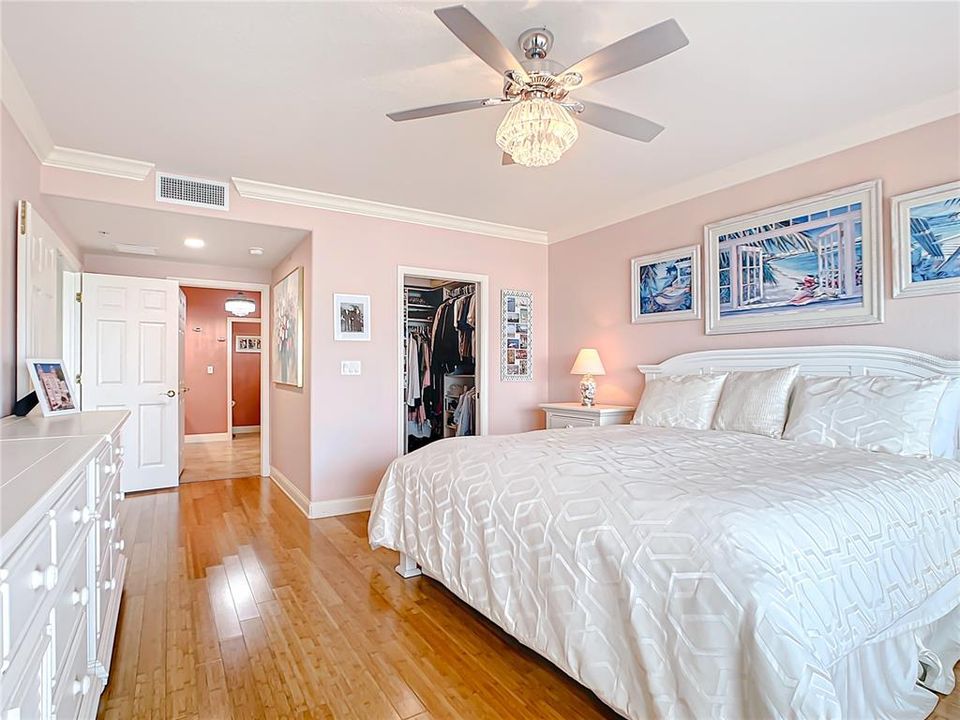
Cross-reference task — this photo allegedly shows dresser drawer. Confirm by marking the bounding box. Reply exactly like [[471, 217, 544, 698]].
[[52, 471, 92, 564], [96, 512, 118, 572], [93, 441, 119, 504], [1, 518, 55, 668], [52, 542, 88, 677], [546, 413, 599, 430], [95, 553, 116, 641], [51, 616, 92, 720], [1, 631, 51, 720]]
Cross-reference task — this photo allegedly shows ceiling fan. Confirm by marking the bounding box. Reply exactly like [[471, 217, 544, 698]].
[[386, 5, 689, 168]]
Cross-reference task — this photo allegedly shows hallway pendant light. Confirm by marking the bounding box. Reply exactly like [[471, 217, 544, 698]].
[[225, 292, 256, 317]]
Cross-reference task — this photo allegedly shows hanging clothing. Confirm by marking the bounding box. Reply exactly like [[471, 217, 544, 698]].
[[453, 387, 476, 437], [406, 337, 421, 406]]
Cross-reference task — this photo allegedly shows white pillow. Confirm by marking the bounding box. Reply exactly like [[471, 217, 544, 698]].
[[931, 378, 960, 459], [712, 366, 799, 439], [632, 373, 728, 430], [783, 375, 950, 458]]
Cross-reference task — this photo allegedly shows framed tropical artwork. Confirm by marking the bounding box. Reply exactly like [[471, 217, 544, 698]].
[[631, 245, 701, 323], [273, 266, 303, 387], [891, 180, 960, 299], [704, 180, 883, 335]]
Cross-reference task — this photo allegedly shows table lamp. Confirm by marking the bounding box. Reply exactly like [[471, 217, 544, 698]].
[[570, 348, 606, 407]]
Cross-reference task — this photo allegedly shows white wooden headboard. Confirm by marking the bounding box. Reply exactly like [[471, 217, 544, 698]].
[[637, 345, 960, 381]]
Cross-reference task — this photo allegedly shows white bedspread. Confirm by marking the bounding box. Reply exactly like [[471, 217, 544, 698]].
[[368, 425, 960, 719]]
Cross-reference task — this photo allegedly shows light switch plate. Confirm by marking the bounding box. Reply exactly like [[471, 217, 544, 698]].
[[341, 360, 361, 376], [207, 365, 214, 374]]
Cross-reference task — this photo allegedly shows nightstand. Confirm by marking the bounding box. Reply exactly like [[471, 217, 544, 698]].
[[540, 403, 635, 430]]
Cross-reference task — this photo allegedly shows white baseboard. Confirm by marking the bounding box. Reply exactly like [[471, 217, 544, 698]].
[[184, 432, 230, 444], [308, 494, 374, 519], [232, 425, 260, 434], [269, 465, 373, 519]]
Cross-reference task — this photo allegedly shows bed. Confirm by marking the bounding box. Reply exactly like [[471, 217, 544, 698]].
[[368, 345, 960, 719]]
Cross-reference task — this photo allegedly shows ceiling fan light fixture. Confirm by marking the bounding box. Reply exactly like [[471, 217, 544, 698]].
[[224, 292, 256, 317], [495, 98, 578, 168]]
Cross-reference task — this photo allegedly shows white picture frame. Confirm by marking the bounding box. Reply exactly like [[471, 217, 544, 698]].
[[704, 179, 883, 335], [235, 335, 261, 353], [631, 245, 701, 324], [500, 289, 532, 382], [891, 180, 960, 299], [25, 358, 80, 416], [334, 293, 371, 342]]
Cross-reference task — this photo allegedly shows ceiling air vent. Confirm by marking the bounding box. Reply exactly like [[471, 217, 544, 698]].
[[156, 172, 229, 211]]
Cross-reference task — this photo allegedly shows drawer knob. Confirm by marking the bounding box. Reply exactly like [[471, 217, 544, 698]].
[[116, 446, 125, 457], [114, 491, 123, 502], [103, 518, 117, 531], [71, 506, 93, 525], [102, 578, 116, 591], [106, 463, 117, 475], [72, 675, 92, 696], [29, 565, 58, 591], [71, 587, 89, 607], [114, 539, 125, 552]]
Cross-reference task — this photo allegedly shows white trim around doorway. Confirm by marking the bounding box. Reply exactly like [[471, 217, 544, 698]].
[[396, 265, 490, 457], [226, 316, 263, 439], [169, 276, 270, 478]]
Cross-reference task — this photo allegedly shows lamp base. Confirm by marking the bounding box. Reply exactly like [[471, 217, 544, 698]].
[[579, 374, 596, 407]]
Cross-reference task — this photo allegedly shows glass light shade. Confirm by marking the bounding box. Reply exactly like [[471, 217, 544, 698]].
[[570, 348, 606, 376], [496, 98, 578, 167], [224, 294, 256, 317]]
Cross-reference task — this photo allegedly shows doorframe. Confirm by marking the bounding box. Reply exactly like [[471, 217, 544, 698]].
[[170, 276, 270, 478], [226, 316, 263, 437], [396, 265, 489, 457]]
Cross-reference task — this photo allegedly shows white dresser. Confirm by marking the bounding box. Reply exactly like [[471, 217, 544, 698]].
[[540, 403, 635, 429], [0, 411, 129, 720]]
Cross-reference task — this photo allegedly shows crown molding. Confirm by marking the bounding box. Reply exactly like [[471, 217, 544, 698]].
[[1, 46, 54, 159], [550, 91, 960, 244], [43, 146, 154, 180], [232, 176, 549, 245]]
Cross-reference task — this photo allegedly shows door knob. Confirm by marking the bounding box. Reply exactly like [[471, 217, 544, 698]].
[[164, 389, 176, 397]]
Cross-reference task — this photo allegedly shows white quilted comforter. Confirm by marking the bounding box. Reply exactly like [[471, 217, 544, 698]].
[[368, 425, 960, 719]]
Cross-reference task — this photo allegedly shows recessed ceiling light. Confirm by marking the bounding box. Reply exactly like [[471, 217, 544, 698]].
[[249, 247, 264, 256], [184, 237, 205, 249]]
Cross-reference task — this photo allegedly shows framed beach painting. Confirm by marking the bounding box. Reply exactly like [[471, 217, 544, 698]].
[[334, 293, 371, 341], [891, 180, 960, 298], [631, 245, 701, 323], [704, 180, 883, 335], [273, 266, 303, 387]]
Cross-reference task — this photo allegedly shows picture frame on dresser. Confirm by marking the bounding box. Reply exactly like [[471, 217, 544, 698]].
[[25, 358, 79, 416], [704, 179, 884, 335], [891, 180, 960, 298]]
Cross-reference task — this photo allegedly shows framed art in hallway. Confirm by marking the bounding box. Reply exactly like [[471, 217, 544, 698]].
[[25, 358, 79, 416], [334, 293, 371, 341], [891, 180, 960, 299], [235, 335, 261, 353], [631, 245, 701, 323], [273, 266, 303, 387], [704, 180, 883, 335]]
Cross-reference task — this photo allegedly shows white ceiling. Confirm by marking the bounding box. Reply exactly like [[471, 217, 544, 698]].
[[46, 196, 308, 268], [4, 2, 958, 240]]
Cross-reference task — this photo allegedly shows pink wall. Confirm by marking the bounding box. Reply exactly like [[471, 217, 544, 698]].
[[39, 165, 551, 506], [548, 115, 960, 407], [0, 107, 82, 414], [83, 252, 271, 284], [181, 287, 261, 435], [231, 320, 261, 428]]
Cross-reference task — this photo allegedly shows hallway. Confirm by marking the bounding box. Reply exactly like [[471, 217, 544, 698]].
[[181, 434, 261, 483]]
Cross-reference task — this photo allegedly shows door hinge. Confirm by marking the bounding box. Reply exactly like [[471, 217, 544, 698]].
[[75, 291, 82, 303], [18, 202, 27, 232], [75, 374, 81, 385]]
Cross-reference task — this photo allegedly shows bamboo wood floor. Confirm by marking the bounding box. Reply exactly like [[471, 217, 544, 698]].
[[97, 475, 959, 720]]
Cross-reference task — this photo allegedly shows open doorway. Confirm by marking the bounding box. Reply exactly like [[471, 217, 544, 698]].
[[179, 284, 263, 483], [398, 266, 489, 456]]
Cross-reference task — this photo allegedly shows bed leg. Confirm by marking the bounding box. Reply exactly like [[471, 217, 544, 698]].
[[395, 552, 422, 578]]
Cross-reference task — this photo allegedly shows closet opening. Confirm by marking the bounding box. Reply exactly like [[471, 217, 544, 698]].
[[397, 267, 489, 456]]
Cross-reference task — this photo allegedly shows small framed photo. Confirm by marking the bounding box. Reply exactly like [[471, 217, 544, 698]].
[[891, 180, 960, 299], [631, 245, 701, 323], [334, 293, 371, 341], [26, 358, 79, 416], [235, 335, 261, 353]]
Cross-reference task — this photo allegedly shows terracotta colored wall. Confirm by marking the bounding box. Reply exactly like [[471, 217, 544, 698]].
[[231, 321, 261, 428], [182, 287, 261, 435], [548, 115, 960, 407], [0, 107, 81, 414]]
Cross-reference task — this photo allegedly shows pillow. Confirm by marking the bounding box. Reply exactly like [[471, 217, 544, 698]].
[[632, 373, 728, 430], [712, 366, 799, 438], [931, 378, 960, 459], [783, 375, 950, 457]]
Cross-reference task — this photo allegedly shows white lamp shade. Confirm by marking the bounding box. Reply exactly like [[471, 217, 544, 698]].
[[570, 348, 606, 376]]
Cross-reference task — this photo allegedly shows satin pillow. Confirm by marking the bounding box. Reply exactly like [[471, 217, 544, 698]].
[[632, 373, 728, 430], [783, 375, 950, 457], [931, 378, 960, 459], [712, 366, 799, 439]]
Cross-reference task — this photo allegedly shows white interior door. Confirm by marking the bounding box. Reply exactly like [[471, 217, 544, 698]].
[[81, 273, 180, 492], [178, 289, 186, 475]]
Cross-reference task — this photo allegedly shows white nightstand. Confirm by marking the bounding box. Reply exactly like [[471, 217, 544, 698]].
[[540, 403, 635, 430]]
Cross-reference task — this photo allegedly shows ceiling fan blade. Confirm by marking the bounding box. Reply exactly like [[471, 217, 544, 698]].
[[563, 18, 688, 88], [387, 98, 506, 122], [501, 152, 514, 166], [434, 5, 529, 83], [576, 101, 665, 142]]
